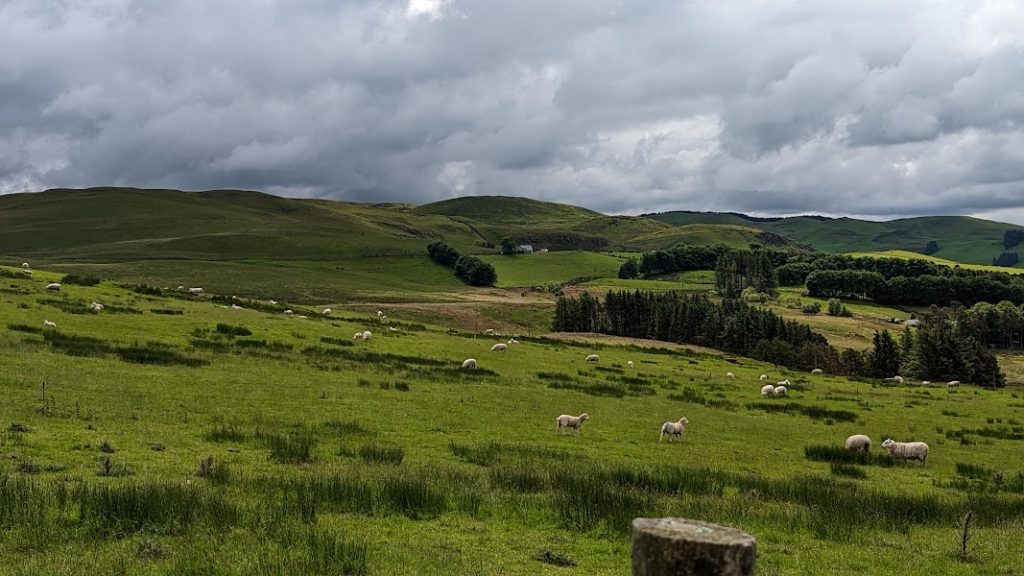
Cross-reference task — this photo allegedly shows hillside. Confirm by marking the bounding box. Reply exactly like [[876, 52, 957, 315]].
[[647, 210, 1024, 266]]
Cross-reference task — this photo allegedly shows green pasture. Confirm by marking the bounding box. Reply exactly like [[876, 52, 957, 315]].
[[1, 266, 1023, 575]]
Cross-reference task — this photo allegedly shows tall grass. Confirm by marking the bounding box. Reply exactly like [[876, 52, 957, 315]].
[[264, 434, 317, 464], [804, 445, 895, 467], [358, 444, 404, 466]]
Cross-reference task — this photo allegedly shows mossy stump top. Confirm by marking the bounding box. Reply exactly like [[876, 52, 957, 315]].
[[632, 518, 757, 576]]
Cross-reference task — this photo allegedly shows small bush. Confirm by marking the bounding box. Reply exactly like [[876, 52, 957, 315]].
[[802, 302, 822, 315], [265, 433, 317, 464], [99, 439, 116, 453], [61, 274, 101, 286], [96, 456, 132, 477], [804, 445, 894, 467], [215, 323, 252, 337], [358, 444, 404, 466]]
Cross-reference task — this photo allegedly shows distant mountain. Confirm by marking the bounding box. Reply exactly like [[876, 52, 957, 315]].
[[646, 211, 1024, 266]]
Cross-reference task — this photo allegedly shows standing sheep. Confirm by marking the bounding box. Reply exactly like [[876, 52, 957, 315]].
[[22, 262, 30, 270], [659, 417, 689, 442], [90, 301, 104, 312], [881, 438, 929, 465], [773, 386, 788, 396], [284, 309, 294, 315], [811, 368, 823, 375], [947, 380, 960, 390], [46, 283, 61, 292], [627, 361, 634, 368], [43, 320, 57, 328], [845, 434, 872, 452], [322, 308, 332, 316], [726, 372, 735, 380], [461, 358, 477, 370], [585, 354, 599, 363], [556, 413, 589, 434], [362, 331, 373, 341], [760, 384, 775, 396], [188, 287, 203, 297], [491, 343, 507, 352], [759, 374, 768, 381]]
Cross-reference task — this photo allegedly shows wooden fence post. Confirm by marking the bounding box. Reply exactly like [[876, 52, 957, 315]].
[[632, 518, 757, 576]]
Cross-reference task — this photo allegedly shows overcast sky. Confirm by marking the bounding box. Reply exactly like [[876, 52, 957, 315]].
[[3, 1, 1024, 221]]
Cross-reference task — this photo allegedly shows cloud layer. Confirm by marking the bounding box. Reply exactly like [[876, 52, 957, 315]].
[[3, 0, 1024, 220]]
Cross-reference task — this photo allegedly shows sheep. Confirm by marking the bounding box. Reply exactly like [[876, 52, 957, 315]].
[[811, 368, 823, 375], [22, 262, 30, 270], [884, 375, 905, 384], [773, 385, 788, 396], [462, 358, 477, 370], [659, 417, 689, 442], [507, 338, 519, 344], [43, 320, 56, 328], [188, 287, 203, 297], [230, 304, 243, 310], [484, 328, 496, 335], [177, 285, 185, 291], [353, 332, 363, 340], [556, 413, 589, 434], [377, 310, 384, 317], [759, 374, 768, 381], [726, 372, 735, 380], [380, 315, 389, 324], [269, 300, 278, 305], [947, 380, 961, 390], [45, 283, 61, 292], [922, 381, 931, 386], [627, 361, 634, 368], [585, 354, 599, 363], [90, 301, 104, 312], [362, 331, 372, 341], [322, 308, 332, 316], [760, 384, 776, 396], [845, 434, 872, 452], [491, 343, 507, 352], [284, 309, 294, 315], [881, 438, 929, 465]]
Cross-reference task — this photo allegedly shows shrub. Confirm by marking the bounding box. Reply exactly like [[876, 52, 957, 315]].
[[802, 302, 822, 315], [264, 433, 316, 464], [215, 323, 252, 337], [357, 444, 404, 466], [61, 274, 101, 286]]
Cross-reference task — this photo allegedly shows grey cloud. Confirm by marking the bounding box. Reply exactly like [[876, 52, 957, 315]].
[[2, 0, 1024, 222]]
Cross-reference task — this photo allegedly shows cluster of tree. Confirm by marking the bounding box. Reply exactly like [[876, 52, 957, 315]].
[[777, 254, 944, 287], [552, 290, 1005, 386], [553, 290, 828, 369], [425, 241, 497, 287], [1003, 230, 1024, 249], [993, 251, 1020, 267], [714, 250, 777, 298], [953, 301, 1024, 351], [922, 240, 940, 255], [806, 269, 1024, 307], [625, 244, 791, 279]]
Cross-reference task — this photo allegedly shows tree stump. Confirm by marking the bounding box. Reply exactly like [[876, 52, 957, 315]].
[[632, 518, 757, 576]]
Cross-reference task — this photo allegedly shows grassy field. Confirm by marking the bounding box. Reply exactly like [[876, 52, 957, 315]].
[[478, 252, 626, 288], [2, 265, 1024, 575]]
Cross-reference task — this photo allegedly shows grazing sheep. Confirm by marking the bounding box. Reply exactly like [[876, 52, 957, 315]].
[[845, 434, 872, 452], [659, 417, 689, 442], [45, 283, 61, 292], [362, 331, 372, 341], [947, 380, 961, 390], [922, 381, 931, 386], [22, 262, 30, 269], [760, 384, 776, 396], [881, 438, 929, 465], [883, 375, 905, 384], [759, 374, 768, 381], [585, 354, 599, 363], [461, 358, 477, 370], [284, 309, 294, 315], [177, 285, 185, 291], [43, 320, 56, 328], [556, 413, 589, 434], [627, 361, 634, 368], [322, 308, 332, 316], [491, 343, 507, 352], [811, 368, 823, 375], [188, 287, 203, 297], [484, 328, 496, 335], [773, 385, 788, 396], [726, 372, 735, 380], [380, 315, 389, 324], [353, 332, 363, 340], [90, 301, 104, 312], [269, 299, 278, 305]]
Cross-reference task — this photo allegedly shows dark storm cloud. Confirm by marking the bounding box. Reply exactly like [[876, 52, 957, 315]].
[[2, 0, 1024, 221]]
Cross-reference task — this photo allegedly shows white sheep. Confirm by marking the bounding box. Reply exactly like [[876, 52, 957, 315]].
[[45, 283, 61, 292], [231, 304, 243, 310], [845, 434, 872, 452], [881, 438, 929, 465], [507, 338, 519, 344], [90, 301, 104, 311], [773, 385, 788, 396], [283, 309, 294, 315], [22, 262, 30, 269], [188, 287, 203, 297], [811, 368, 823, 375], [377, 310, 384, 317], [362, 330, 372, 341], [461, 358, 477, 370], [269, 299, 278, 305], [322, 308, 332, 316], [947, 380, 960, 390], [380, 315, 389, 324], [922, 381, 931, 386], [760, 384, 776, 396], [585, 354, 599, 363], [726, 372, 735, 380], [759, 374, 768, 381], [177, 285, 185, 291], [43, 320, 56, 328], [353, 332, 363, 340], [484, 328, 496, 335], [627, 361, 634, 368], [884, 375, 904, 384], [556, 413, 589, 434], [659, 417, 689, 442], [491, 343, 507, 352]]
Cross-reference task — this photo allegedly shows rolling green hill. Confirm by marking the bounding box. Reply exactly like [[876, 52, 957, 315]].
[[647, 211, 1024, 266]]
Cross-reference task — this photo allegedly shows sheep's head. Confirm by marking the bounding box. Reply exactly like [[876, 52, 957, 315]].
[[881, 438, 895, 449], [579, 413, 590, 421], [678, 417, 689, 425]]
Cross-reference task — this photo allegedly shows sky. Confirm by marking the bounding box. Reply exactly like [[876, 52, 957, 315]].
[[3, 0, 1024, 222]]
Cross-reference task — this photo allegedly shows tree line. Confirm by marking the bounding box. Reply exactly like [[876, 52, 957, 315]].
[[426, 241, 497, 287], [553, 290, 1005, 387]]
